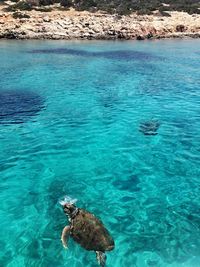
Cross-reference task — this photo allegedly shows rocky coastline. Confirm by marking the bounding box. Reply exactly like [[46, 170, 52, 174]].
[[0, 3, 200, 40]]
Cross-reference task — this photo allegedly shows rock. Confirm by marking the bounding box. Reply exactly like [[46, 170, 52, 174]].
[[176, 25, 187, 32], [3, 30, 18, 39], [136, 35, 145, 40], [19, 18, 27, 23], [107, 30, 117, 36], [43, 16, 50, 22], [37, 18, 43, 23], [146, 32, 153, 39], [0, 3, 199, 40]]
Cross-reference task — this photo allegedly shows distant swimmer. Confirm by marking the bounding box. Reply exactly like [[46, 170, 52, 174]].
[[60, 196, 114, 267]]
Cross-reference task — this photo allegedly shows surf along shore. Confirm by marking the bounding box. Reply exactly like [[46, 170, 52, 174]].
[[0, 2, 200, 40]]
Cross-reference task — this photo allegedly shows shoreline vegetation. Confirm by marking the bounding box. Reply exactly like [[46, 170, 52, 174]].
[[0, 1, 200, 40]]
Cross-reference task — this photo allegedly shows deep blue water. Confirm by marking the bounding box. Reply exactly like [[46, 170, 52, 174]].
[[0, 39, 200, 267]]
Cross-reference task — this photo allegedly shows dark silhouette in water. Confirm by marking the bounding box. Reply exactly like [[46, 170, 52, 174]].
[[0, 90, 44, 125], [139, 119, 160, 136], [113, 174, 140, 192], [29, 48, 158, 61], [60, 197, 114, 267]]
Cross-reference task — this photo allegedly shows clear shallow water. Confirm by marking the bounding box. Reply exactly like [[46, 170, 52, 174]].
[[0, 39, 200, 267]]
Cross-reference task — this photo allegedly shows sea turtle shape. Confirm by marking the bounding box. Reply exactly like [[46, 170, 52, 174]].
[[60, 197, 114, 267], [139, 119, 160, 136]]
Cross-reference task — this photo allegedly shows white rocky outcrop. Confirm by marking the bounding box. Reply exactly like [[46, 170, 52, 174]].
[[0, 5, 200, 40]]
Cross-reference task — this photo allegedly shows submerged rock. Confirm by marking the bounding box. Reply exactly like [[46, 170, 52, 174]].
[[0, 90, 44, 124]]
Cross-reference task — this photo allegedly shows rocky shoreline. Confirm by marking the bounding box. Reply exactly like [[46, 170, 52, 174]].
[[0, 4, 200, 40]]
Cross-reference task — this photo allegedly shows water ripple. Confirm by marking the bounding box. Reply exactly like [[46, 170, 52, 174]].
[[0, 40, 200, 267]]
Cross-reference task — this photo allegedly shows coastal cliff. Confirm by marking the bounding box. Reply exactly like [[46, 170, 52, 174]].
[[0, 3, 200, 40]]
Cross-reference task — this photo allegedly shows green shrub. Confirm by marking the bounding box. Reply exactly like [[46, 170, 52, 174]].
[[3, 0, 200, 15], [8, 1, 32, 11], [60, 0, 72, 7], [137, 8, 153, 15], [39, 0, 53, 5], [12, 11, 30, 18]]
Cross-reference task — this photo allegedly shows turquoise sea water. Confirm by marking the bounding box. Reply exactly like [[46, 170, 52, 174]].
[[0, 39, 200, 267]]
